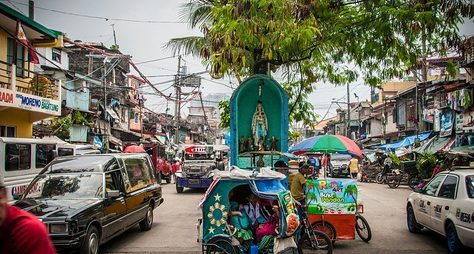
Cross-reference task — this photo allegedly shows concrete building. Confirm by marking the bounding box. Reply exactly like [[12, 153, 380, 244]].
[[0, 3, 64, 138]]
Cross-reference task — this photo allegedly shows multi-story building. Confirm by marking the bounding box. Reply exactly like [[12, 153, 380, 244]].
[[0, 3, 64, 138]]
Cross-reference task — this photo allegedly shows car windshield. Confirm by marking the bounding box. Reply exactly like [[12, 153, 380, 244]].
[[467, 175, 474, 199], [24, 173, 104, 200]]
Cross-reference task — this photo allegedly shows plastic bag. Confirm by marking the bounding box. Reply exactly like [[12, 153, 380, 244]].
[[273, 236, 297, 254]]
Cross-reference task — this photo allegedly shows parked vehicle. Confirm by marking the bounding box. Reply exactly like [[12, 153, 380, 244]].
[[175, 145, 228, 193], [14, 153, 164, 254], [406, 167, 474, 254], [1, 137, 99, 202], [329, 153, 352, 178]]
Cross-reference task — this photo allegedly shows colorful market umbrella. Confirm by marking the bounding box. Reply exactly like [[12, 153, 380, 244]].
[[289, 135, 363, 158], [124, 145, 146, 153]]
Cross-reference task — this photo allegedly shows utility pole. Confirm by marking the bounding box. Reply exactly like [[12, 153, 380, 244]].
[[346, 83, 351, 138], [174, 55, 182, 144], [28, 1, 34, 20], [102, 57, 108, 153]]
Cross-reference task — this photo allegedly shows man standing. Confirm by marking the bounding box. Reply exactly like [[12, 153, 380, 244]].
[[291, 162, 309, 206], [0, 175, 56, 254], [348, 155, 359, 179]]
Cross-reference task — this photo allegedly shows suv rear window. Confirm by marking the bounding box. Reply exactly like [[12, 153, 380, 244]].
[[467, 175, 474, 199]]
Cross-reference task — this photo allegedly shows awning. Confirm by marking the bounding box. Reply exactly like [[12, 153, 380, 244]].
[[374, 132, 432, 150], [108, 135, 123, 147], [414, 136, 454, 154]]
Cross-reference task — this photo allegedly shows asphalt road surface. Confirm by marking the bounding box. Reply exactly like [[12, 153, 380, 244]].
[[103, 182, 449, 254]]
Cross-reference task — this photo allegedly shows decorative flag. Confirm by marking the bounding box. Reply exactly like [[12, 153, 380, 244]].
[[16, 21, 40, 64]]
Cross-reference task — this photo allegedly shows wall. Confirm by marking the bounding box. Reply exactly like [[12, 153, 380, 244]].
[[0, 108, 32, 137], [65, 80, 90, 112], [129, 106, 141, 131], [36, 47, 69, 70]]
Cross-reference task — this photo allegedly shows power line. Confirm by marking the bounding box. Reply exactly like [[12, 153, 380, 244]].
[[2, 0, 186, 24], [135, 56, 176, 65]]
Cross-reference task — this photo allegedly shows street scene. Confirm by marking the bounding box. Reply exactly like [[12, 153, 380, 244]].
[[1, 1, 474, 254], [102, 183, 449, 254]]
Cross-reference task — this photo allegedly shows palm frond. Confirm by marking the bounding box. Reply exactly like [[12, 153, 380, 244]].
[[178, 0, 213, 28], [164, 36, 207, 56]]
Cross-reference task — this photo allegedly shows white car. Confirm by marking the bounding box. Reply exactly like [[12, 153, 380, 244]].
[[406, 167, 474, 254]]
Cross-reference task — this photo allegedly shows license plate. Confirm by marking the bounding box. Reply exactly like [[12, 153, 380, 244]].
[[189, 179, 200, 185]]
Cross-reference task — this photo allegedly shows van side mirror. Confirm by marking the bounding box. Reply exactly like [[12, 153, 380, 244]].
[[12, 192, 23, 200], [106, 190, 121, 198], [413, 186, 423, 193]]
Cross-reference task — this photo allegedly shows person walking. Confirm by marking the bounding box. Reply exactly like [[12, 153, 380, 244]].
[[0, 174, 56, 254], [348, 155, 359, 179]]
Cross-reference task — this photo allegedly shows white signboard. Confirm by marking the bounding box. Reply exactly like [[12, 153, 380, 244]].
[[0, 88, 60, 115]]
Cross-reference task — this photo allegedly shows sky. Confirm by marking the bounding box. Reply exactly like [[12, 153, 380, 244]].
[[4, 0, 474, 121]]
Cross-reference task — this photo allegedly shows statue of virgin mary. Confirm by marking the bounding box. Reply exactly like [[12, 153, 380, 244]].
[[251, 101, 268, 148]]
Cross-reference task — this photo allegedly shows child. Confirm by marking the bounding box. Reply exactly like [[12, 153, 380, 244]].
[[229, 202, 253, 250]]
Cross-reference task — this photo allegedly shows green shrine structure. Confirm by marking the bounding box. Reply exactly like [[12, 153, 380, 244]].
[[229, 74, 289, 168]]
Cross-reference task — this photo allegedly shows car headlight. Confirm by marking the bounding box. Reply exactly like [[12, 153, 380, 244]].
[[49, 223, 69, 234]]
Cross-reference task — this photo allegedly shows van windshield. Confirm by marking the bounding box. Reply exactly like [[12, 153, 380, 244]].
[[25, 173, 104, 200]]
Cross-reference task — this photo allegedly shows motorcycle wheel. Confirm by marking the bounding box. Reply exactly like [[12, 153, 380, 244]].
[[375, 173, 383, 184], [387, 174, 400, 189], [408, 175, 420, 190]]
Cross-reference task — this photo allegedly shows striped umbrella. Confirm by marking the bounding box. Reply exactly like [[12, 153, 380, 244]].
[[289, 135, 363, 157]]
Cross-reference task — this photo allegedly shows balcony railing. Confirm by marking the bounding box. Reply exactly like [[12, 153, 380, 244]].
[[0, 60, 60, 100]]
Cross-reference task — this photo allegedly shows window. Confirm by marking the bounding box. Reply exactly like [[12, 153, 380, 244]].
[[6, 38, 25, 77], [57, 148, 74, 156], [36, 144, 57, 168], [124, 158, 152, 192], [423, 174, 445, 196], [438, 175, 458, 199], [467, 175, 474, 199], [134, 110, 139, 123], [0, 126, 16, 137], [52, 48, 61, 63], [5, 144, 31, 171]]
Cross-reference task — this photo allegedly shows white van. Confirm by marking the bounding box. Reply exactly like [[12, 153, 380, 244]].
[[0, 137, 101, 201]]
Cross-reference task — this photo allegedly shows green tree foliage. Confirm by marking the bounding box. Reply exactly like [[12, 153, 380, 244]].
[[218, 99, 230, 128], [416, 152, 437, 179], [50, 116, 72, 141], [169, 0, 473, 126]]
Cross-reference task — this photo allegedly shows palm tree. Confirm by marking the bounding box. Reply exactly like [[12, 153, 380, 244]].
[[165, 0, 212, 57]]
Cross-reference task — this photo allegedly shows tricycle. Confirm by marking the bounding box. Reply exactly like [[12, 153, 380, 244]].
[[197, 166, 333, 254], [305, 178, 372, 243]]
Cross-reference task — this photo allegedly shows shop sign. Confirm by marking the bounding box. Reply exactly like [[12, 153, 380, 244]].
[[0, 90, 14, 104], [306, 178, 358, 215], [440, 109, 454, 137], [16, 93, 59, 113], [0, 88, 60, 115]]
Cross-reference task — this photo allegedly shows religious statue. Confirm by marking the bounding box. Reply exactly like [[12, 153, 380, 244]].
[[258, 138, 264, 151], [239, 136, 247, 153], [256, 155, 265, 168], [270, 136, 278, 151], [251, 101, 268, 148], [247, 137, 254, 152]]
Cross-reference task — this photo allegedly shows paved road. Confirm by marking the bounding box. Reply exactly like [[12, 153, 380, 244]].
[[103, 182, 448, 254]]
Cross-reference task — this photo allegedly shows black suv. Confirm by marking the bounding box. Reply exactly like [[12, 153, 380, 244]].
[[14, 153, 164, 254]]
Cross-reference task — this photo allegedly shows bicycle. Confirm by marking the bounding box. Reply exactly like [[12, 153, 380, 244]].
[[297, 205, 333, 254]]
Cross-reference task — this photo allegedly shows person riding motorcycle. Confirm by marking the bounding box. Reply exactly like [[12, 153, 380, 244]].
[[382, 155, 393, 176]]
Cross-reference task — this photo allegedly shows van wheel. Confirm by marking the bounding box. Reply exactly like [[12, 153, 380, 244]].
[[176, 182, 184, 193], [80, 225, 99, 254], [139, 205, 154, 231]]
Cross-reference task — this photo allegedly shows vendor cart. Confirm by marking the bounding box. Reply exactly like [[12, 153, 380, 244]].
[[305, 178, 371, 243]]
